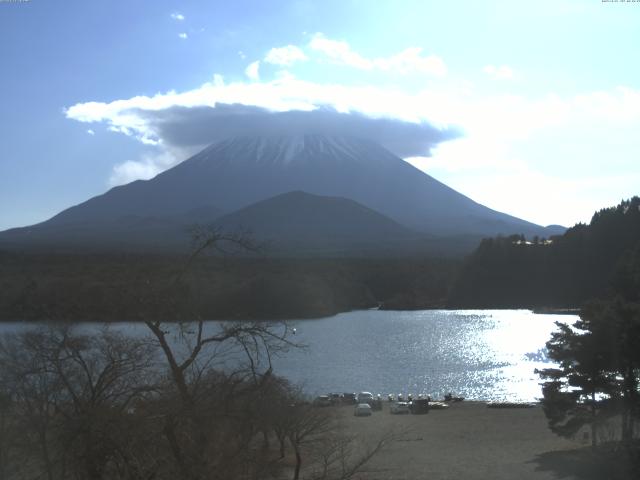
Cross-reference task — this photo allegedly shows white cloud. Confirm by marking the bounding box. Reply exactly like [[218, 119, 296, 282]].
[[64, 77, 451, 147], [213, 74, 224, 87], [109, 155, 169, 187], [376, 47, 447, 76], [65, 77, 640, 151], [275, 69, 296, 81], [308, 33, 446, 76], [264, 45, 308, 66], [308, 35, 370, 69], [245, 60, 260, 81], [87, 129, 95, 135], [483, 64, 514, 80], [108, 148, 197, 187], [406, 87, 640, 226], [238, 50, 246, 60], [410, 146, 640, 228], [178, 32, 188, 40], [171, 12, 185, 21], [65, 69, 640, 226]]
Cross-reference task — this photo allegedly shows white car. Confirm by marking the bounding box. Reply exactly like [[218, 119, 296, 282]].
[[356, 391, 374, 404], [390, 401, 410, 414], [354, 403, 373, 416]]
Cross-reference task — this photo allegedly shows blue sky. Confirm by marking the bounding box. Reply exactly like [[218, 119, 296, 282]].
[[1, 0, 639, 230]]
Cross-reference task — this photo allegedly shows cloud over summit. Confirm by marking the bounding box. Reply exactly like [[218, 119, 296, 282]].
[[65, 75, 460, 185], [138, 103, 459, 158], [65, 77, 461, 156], [64, 31, 455, 184]]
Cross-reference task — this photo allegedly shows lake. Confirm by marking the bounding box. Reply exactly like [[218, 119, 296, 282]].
[[0, 309, 574, 402], [271, 309, 574, 402]]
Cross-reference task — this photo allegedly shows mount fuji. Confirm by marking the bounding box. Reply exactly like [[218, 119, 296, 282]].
[[0, 135, 563, 254]]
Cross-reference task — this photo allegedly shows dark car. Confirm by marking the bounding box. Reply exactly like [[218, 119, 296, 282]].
[[410, 398, 430, 414], [342, 392, 357, 404], [313, 395, 332, 407]]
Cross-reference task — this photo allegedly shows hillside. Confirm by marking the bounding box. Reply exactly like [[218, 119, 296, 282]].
[[448, 197, 640, 308], [213, 191, 425, 255]]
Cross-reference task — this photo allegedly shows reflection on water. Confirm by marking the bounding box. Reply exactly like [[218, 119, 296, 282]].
[[0, 309, 575, 402], [271, 309, 573, 402]]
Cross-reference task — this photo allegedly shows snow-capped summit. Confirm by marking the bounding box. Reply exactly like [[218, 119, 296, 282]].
[[190, 134, 400, 167]]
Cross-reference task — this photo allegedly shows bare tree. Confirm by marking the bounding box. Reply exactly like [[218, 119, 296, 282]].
[[280, 402, 401, 480], [286, 404, 334, 480], [0, 328, 66, 480], [308, 429, 398, 480], [0, 390, 10, 480], [137, 226, 299, 480], [0, 327, 157, 480]]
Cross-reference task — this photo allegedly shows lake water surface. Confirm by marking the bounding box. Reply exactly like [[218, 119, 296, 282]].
[[0, 309, 574, 402], [271, 309, 573, 402]]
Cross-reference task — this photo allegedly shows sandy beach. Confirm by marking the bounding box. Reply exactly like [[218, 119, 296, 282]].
[[332, 401, 632, 480]]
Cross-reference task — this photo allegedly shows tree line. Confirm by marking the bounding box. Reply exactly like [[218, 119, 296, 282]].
[[449, 197, 640, 308], [0, 252, 458, 322]]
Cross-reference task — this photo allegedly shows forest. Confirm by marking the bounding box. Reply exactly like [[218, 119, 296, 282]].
[[0, 251, 458, 322], [448, 197, 640, 309]]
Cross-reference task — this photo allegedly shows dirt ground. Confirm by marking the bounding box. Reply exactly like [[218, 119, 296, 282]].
[[333, 401, 632, 480]]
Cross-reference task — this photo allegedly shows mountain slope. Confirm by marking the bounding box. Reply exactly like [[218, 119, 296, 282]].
[[41, 135, 552, 236], [0, 135, 562, 253], [214, 190, 423, 254], [0, 205, 223, 252], [0, 191, 427, 255]]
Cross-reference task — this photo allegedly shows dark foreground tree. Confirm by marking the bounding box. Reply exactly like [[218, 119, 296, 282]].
[[0, 325, 395, 480], [0, 327, 157, 480], [137, 227, 299, 479], [537, 298, 640, 447]]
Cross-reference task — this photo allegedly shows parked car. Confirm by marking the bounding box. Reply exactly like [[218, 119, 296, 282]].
[[313, 395, 332, 407], [444, 393, 464, 402], [356, 391, 374, 404], [390, 401, 410, 414], [371, 394, 383, 410], [354, 403, 373, 416], [342, 392, 357, 404], [410, 398, 430, 414]]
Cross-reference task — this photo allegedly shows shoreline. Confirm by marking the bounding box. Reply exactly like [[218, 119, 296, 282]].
[[0, 306, 582, 324]]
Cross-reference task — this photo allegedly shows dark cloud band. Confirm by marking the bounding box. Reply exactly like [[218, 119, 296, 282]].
[[134, 103, 461, 157]]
